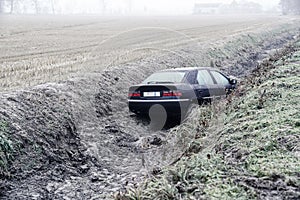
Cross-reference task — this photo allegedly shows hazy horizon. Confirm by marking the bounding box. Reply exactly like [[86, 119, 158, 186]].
[[0, 0, 282, 15], [59, 0, 281, 15]]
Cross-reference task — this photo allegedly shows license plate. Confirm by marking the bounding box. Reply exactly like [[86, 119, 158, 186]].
[[143, 92, 161, 97]]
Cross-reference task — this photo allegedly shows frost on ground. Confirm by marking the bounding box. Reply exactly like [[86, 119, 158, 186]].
[[0, 15, 299, 199]]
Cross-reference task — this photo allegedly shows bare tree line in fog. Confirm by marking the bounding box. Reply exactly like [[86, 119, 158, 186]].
[[0, 0, 113, 14], [0, 0, 54, 14], [0, 0, 300, 15]]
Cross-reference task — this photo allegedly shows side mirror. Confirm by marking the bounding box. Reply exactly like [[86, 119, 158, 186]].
[[229, 76, 237, 85]]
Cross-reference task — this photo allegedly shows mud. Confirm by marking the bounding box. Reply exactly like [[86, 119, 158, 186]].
[[0, 18, 300, 199]]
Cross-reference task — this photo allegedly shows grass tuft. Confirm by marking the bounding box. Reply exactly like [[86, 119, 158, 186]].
[[0, 120, 14, 176]]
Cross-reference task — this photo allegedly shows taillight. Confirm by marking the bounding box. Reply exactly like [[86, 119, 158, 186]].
[[128, 91, 141, 97], [162, 91, 182, 97]]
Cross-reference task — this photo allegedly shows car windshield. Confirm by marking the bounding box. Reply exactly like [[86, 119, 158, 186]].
[[142, 71, 186, 84]]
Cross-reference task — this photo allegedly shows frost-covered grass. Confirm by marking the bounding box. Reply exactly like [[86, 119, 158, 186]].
[[119, 42, 300, 200], [0, 120, 14, 176]]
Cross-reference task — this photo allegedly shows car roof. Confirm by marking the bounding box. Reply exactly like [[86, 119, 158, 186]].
[[161, 67, 221, 72]]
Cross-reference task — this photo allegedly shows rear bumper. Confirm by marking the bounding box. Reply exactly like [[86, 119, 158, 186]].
[[128, 99, 192, 115]]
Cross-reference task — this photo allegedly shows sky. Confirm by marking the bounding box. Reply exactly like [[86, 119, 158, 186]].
[[56, 0, 281, 15]]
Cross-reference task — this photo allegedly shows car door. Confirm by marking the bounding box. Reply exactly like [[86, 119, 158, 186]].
[[185, 70, 200, 102], [209, 70, 232, 96], [195, 69, 218, 100]]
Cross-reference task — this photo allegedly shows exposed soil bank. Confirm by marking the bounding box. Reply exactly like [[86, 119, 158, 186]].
[[0, 23, 299, 199]]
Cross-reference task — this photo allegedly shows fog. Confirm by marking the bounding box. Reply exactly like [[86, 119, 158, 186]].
[[55, 0, 280, 15], [0, 0, 281, 15]]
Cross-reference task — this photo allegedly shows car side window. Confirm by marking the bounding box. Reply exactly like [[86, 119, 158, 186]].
[[210, 71, 230, 85], [197, 70, 214, 85]]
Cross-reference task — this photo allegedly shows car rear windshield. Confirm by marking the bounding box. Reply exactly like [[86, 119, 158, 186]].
[[142, 71, 186, 84]]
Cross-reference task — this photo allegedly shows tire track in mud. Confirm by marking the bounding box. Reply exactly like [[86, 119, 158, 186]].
[[0, 60, 172, 199], [0, 25, 300, 199]]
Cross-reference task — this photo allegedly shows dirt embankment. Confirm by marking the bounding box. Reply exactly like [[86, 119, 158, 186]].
[[0, 20, 299, 199]]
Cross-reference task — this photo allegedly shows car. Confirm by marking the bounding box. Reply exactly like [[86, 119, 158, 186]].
[[128, 67, 237, 121]]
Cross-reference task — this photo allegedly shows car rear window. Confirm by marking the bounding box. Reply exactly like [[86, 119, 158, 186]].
[[142, 71, 186, 84]]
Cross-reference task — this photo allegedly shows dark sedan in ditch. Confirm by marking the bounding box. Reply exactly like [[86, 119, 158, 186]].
[[128, 67, 237, 117]]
